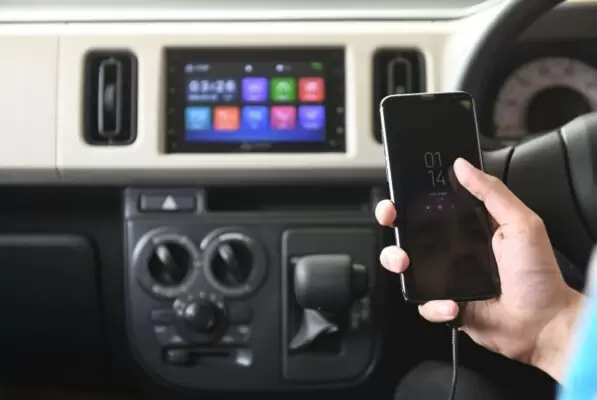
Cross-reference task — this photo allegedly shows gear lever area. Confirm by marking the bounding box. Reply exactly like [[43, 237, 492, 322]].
[[282, 229, 376, 383], [289, 254, 368, 352], [124, 188, 379, 392]]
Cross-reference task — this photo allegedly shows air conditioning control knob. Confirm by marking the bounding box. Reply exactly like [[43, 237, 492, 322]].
[[211, 241, 254, 287], [133, 229, 200, 299], [201, 229, 267, 297], [148, 242, 192, 286], [179, 299, 218, 333]]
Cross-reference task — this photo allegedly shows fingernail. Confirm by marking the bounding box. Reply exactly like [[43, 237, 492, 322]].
[[458, 157, 475, 171], [455, 157, 467, 167], [379, 251, 388, 266], [389, 254, 403, 272]]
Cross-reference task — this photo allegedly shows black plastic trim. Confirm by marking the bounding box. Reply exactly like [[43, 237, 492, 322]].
[[83, 50, 138, 146]]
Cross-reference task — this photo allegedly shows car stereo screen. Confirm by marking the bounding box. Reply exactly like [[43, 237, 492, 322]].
[[165, 48, 346, 153]]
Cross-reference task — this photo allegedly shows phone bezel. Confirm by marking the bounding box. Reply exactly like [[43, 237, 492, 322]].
[[379, 91, 500, 303]]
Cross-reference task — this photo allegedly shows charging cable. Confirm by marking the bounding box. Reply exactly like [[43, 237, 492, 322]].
[[447, 304, 464, 400], [448, 327, 459, 400]]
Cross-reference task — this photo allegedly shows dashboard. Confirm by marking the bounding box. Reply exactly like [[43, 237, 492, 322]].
[[0, 2, 594, 184], [0, 1, 596, 399], [0, 1, 502, 184]]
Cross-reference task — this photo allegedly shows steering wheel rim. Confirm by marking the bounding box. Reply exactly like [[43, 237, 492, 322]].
[[456, 0, 566, 101], [454, 0, 595, 283]]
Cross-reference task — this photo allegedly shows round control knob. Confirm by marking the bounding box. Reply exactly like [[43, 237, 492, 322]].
[[148, 242, 193, 286], [133, 229, 200, 299], [180, 299, 218, 333], [210, 241, 254, 287], [202, 230, 267, 297]]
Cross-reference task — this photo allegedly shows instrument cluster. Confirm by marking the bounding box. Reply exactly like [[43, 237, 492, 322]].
[[484, 40, 597, 141]]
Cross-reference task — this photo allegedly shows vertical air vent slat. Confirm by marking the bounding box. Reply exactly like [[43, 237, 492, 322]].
[[387, 56, 413, 94], [373, 49, 426, 143], [84, 50, 137, 146], [97, 57, 123, 137]]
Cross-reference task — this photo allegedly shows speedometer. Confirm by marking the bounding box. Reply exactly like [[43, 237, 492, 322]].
[[493, 57, 597, 139]]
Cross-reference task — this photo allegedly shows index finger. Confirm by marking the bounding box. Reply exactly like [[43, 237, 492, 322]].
[[454, 157, 532, 225]]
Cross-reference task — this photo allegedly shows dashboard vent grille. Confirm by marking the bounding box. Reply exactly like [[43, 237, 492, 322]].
[[83, 50, 138, 146], [372, 48, 426, 143]]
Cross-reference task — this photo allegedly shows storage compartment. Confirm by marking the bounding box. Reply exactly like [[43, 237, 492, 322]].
[[0, 235, 104, 383], [205, 185, 374, 212]]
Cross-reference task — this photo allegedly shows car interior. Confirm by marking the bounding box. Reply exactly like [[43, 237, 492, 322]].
[[0, 0, 595, 398]]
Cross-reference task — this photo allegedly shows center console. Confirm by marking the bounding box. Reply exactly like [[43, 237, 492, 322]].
[[41, 22, 435, 393], [117, 42, 392, 393], [124, 185, 381, 392], [71, 36, 420, 394]]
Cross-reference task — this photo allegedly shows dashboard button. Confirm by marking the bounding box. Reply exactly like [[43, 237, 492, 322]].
[[140, 194, 196, 212]]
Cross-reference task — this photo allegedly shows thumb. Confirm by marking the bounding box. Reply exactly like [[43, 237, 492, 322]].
[[453, 157, 531, 226]]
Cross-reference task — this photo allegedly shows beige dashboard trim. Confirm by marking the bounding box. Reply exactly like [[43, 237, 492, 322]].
[[0, 33, 59, 182], [0, 1, 502, 23], [0, 5, 499, 183]]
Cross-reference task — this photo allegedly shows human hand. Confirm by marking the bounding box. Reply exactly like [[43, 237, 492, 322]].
[[376, 157, 582, 382]]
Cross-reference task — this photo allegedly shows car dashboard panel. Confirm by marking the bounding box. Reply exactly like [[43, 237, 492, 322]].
[[0, 1, 593, 399], [55, 22, 448, 182], [0, 1, 502, 184], [0, 10, 462, 396]]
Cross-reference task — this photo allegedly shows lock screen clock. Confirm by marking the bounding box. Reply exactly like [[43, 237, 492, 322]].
[[165, 47, 346, 153]]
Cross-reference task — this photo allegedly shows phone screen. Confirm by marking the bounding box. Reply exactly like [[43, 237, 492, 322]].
[[380, 92, 500, 302]]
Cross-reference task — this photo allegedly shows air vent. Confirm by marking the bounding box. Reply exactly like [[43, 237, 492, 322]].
[[372, 49, 426, 143], [83, 51, 138, 145]]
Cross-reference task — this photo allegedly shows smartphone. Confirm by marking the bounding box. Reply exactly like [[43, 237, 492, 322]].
[[379, 91, 501, 303]]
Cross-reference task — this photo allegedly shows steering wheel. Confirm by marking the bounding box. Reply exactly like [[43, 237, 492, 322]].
[[456, 0, 595, 287]]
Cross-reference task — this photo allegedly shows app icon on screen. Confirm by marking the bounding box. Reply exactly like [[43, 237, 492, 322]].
[[185, 107, 211, 130], [298, 77, 325, 102], [242, 77, 268, 102], [271, 78, 297, 102], [271, 106, 297, 130], [298, 105, 325, 130], [242, 106, 269, 130], [214, 106, 240, 131]]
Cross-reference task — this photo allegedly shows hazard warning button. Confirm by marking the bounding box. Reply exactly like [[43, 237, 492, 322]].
[[139, 193, 196, 212]]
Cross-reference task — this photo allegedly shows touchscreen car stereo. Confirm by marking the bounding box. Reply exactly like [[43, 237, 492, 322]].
[[165, 47, 346, 153]]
